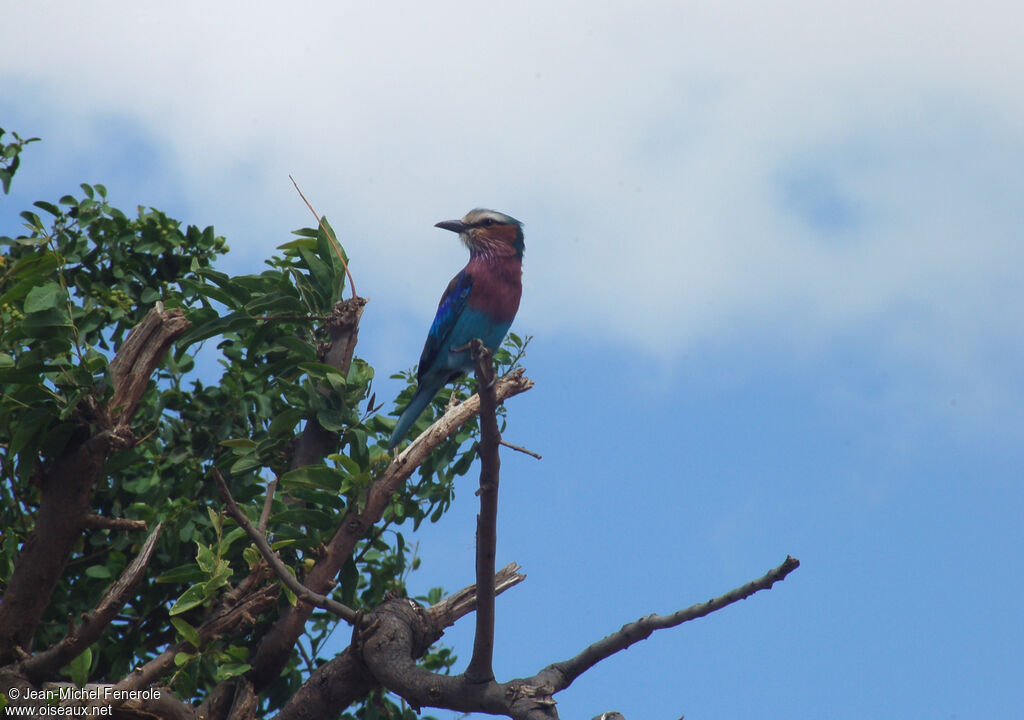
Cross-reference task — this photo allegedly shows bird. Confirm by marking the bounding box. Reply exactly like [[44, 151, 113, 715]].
[[388, 208, 524, 449]]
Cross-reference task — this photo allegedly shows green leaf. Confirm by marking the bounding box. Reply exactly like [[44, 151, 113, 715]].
[[230, 454, 262, 474], [156, 564, 206, 584], [340, 555, 359, 607], [214, 662, 252, 682], [273, 336, 317, 361], [170, 617, 202, 649], [245, 291, 305, 316], [220, 526, 248, 552], [69, 646, 92, 687], [267, 408, 304, 438], [85, 565, 112, 579], [270, 508, 335, 531], [316, 409, 346, 432], [23, 282, 67, 313], [178, 311, 255, 347], [21, 306, 72, 328], [207, 506, 223, 537], [33, 200, 62, 217], [169, 584, 207, 615], [195, 542, 217, 573], [330, 453, 363, 477], [219, 438, 258, 450], [298, 361, 347, 381], [279, 465, 345, 492]]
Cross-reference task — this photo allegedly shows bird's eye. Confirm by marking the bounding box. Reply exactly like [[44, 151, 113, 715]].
[[481, 218, 495, 227]]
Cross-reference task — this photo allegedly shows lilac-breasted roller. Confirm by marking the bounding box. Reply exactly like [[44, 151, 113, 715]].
[[389, 209, 524, 449]]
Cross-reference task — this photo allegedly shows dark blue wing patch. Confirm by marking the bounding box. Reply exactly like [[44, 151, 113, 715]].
[[418, 269, 473, 383]]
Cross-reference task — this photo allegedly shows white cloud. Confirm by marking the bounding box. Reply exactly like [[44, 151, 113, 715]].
[[4, 0, 1024, 409]]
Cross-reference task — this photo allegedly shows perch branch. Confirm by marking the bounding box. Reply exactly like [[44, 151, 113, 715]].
[[213, 468, 359, 623], [248, 368, 534, 689], [466, 339, 500, 684]]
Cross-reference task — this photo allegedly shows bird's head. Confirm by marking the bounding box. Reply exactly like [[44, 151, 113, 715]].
[[435, 208, 524, 260]]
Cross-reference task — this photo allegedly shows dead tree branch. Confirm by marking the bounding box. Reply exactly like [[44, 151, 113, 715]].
[[430, 562, 526, 630]]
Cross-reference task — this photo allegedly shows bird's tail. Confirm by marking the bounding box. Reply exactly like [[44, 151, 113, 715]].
[[388, 381, 440, 449]]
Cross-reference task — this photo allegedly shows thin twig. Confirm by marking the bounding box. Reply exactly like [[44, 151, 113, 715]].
[[259, 477, 277, 534], [81, 514, 149, 532], [289, 175, 357, 298], [212, 468, 359, 624], [499, 439, 542, 460], [256, 314, 333, 323], [465, 339, 500, 684]]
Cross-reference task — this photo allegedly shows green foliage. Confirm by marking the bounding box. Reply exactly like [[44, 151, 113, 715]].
[[0, 155, 527, 715], [0, 128, 40, 194]]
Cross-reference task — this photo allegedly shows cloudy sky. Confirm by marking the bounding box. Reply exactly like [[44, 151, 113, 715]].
[[4, 2, 1023, 718]]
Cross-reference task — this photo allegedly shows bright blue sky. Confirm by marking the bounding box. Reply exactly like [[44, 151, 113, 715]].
[[3, 2, 1023, 718]]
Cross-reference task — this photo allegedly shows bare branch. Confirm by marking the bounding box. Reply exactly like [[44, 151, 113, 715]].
[[258, 477, 277, 534], [80, 514, 148, 532], [108, 302, 192, 426], [499, 439, 542, 460], [428, 562, 526, 630], [466, 339, 500, 684], [212, 468, 359, 623], [536, 556, 801, 692], [22, 524, 164, 682]]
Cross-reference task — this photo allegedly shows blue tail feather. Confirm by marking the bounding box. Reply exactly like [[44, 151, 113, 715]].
[[388, 376, 447, 449]]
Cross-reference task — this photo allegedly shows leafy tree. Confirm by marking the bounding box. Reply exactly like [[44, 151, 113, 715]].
[[0, 133, 798, 720]]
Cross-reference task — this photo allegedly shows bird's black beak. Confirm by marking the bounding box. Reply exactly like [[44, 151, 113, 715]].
[[435, 219, 468, 234]]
